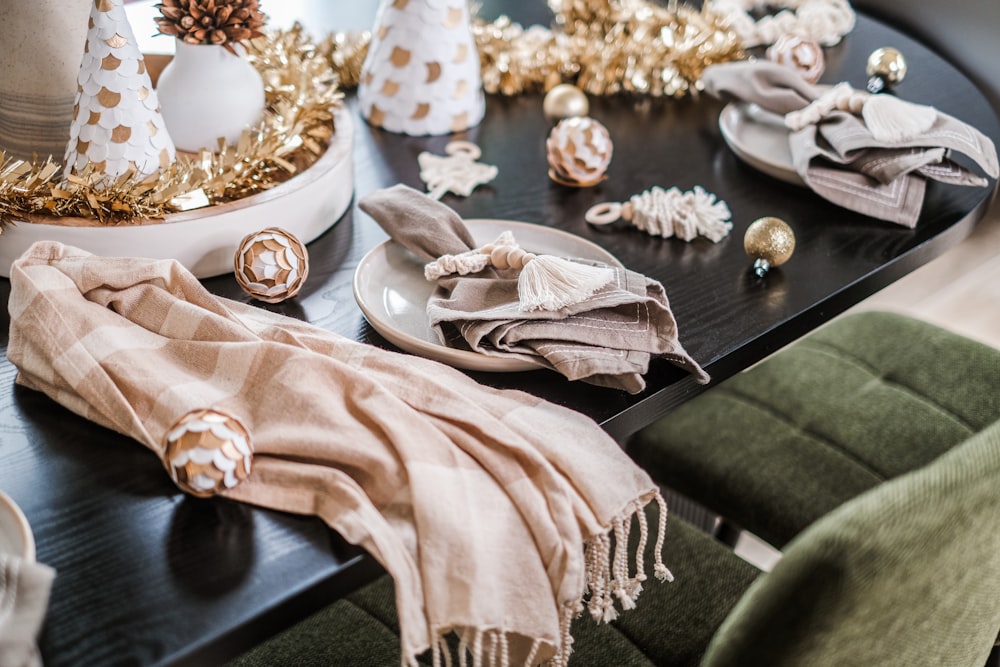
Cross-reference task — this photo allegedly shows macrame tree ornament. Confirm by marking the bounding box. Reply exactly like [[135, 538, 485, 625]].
[[586, 186, 733, 242], [358, 0, 485, 135], [64, 0, 176, 182], [425, 231, 616, 311]]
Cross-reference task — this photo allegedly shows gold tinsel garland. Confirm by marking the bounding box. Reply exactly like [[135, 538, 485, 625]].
[[476, 0, 745, 97], [0, 24, 342, 227], [318, 0, 744, 97], [0, 0, 741, 227]]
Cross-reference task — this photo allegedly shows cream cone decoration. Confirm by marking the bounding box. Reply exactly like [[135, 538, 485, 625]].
[[64, 0, 175, 181], [358, 0, 485, 136]]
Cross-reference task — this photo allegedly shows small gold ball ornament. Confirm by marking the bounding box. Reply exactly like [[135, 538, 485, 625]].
[[543, 84, 590, 122], [234, 227, 309, 303], [744, 216, 795, 277], [546, 116, 613, 187], [164, 408, 253, 498], [865, 47, 907, 93]]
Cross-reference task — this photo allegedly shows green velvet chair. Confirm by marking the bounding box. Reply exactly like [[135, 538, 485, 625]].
[[628, 311, 1000, 549], [230, 419, 1000, 666]]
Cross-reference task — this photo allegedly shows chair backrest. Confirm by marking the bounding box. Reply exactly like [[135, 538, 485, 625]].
[[700, 418, 1000, 667]]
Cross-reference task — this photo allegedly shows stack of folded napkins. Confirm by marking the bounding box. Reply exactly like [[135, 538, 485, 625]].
[[703, 61, 999, 227], [359, 185, 710, 394]]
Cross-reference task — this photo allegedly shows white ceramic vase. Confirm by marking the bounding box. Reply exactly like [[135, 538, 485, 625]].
[[156, 40, 265, 153]]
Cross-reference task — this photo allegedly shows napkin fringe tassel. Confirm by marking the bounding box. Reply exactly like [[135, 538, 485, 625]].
[[419, 491, 671, 667], [518, 256, 615, 312]]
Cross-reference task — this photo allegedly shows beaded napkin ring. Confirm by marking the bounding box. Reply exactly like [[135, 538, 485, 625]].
[[585, 185, 733, 242], [784, 81, 937, 143], [425, 230, 616, 311]]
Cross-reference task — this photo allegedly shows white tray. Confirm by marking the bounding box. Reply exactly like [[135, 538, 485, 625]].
[[0, 107, 354, 279]]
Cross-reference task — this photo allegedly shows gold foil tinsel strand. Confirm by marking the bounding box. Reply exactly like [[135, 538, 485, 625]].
[[321, 0, 745, 97], [0, 24, 343, 228], [0, 1, 743, 228]]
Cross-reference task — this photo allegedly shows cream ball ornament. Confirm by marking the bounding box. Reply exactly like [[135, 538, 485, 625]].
[[766, 33, 826, 84], [543, 84, 590, 122]]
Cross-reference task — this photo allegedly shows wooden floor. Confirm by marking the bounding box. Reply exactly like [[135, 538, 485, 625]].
[[846, 201, 1000, 349]]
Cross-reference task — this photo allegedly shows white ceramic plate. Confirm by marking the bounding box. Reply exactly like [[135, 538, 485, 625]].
[[718, 102, 805, 186], [0, 491, 35, 561], [353, 219, 622, 372]]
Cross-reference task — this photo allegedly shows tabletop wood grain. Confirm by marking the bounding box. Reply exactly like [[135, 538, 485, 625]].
[[0, 4, 997, 666]]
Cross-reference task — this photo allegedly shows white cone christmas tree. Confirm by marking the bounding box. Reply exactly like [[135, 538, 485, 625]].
[[64, 0, 175, 181], [358, 0, 485, 136]]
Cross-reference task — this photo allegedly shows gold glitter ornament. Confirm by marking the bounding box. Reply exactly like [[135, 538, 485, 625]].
[[866, 47, 907, 93], [744, 216, 795, 277], [234, 226, 309, 302], [164, 408, 252, 498], [546, 116, 613, 187], [543, 84, 589, 121]]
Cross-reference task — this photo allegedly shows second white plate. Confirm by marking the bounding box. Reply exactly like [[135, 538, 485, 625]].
[[718, 102, 804, 186], [353, 219, 622, 372]]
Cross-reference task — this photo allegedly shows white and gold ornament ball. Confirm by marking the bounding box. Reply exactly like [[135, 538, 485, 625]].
[[358, 0, 484, 135], [234, 227, 310, 303], [164, 408, 253, 498], [546, 116, 613, 187], [64, 0, 175, 181], [766, 33, 825, 84]]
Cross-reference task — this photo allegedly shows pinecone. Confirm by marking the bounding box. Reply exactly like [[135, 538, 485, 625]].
[[155, 0, 267, 55]]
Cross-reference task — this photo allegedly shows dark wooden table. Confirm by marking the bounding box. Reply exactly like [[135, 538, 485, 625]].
[[1, 3, 997, 666]]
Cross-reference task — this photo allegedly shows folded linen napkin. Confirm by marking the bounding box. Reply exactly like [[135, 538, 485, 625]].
[[359, 185, 709, 394], [7, 241, 674, 667], [1, 553, 54, 667], [702, 61, 999, 227]]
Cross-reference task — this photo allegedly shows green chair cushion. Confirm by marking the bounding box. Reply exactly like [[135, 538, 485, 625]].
[[628, 311, 1000, 547], [702, 418, 1000, 667], [229, 503, 760, 666]]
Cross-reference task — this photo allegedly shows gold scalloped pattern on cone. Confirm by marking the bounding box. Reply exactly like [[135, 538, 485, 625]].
[[63, 0, 176, 183]]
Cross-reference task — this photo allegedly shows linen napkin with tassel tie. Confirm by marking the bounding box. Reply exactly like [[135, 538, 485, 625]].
[[702, 60, 999, 227], [359, 184, 710, 394], [7, 240, 676, 667]]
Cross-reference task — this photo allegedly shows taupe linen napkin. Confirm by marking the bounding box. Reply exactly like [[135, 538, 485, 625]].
[[0, 554, 54, 667], [7, 241, 673, 667], [702, 61, 999, 227], [359, 185, 709, 394]]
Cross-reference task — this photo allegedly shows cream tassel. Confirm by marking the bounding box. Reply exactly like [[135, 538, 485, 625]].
[[653, 492, 674, 582], [516, 254, 615, 311], [861, 93, 937, 142]]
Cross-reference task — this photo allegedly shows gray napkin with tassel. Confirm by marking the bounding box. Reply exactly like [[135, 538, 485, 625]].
[[1, 553, 54, 667], [359, 184, 709, 394], [702, 61, 999, 227]]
